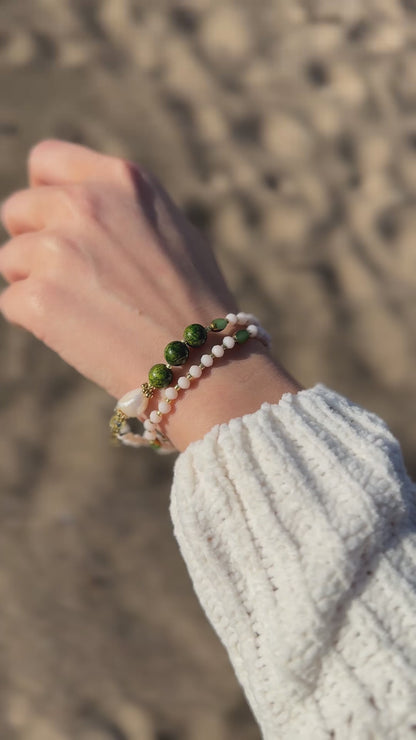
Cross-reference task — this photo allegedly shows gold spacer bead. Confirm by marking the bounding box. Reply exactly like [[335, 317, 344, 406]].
[[199, 363, 205, 370], [141, 382, 154, 399], [174, 384, 180, 392], [186, 373, 192, 380]]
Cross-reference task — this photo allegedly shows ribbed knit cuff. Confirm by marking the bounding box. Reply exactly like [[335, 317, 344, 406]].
[[170, 384, 416, 739]]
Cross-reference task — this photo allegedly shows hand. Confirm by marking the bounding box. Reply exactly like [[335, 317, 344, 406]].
[[0, 140, 301, 450]]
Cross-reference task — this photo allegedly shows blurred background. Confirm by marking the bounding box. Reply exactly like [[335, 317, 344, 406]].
[[0, 0, 415, 738]]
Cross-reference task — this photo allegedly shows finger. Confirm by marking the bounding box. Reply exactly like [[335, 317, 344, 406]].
[[1, 186, 59, 236], [0, 233, 38, 282], [28, 139, 137, 189]]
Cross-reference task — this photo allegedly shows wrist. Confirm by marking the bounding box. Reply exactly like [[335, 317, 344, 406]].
[[154, 342, 302, 451]]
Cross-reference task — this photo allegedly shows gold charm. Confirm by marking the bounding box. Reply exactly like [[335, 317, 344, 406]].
[[109, 408, 128, 440]]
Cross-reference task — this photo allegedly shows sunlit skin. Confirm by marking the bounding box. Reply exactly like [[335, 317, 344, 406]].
[[0, 140, 302, 451]]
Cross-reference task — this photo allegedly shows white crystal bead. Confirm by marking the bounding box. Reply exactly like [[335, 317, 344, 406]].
[[189, 364, 202, 378], [247, 323, 258, 337], [150, 410, 161, 424], [116, 388, 148, 417], [237, 312, 249, 324], [178, 376, 190, 390], [158, 400, 171, 415], [226, 312, 237, 325], [211, 344, 225, 358], [144, 419, 156, 431], [200, 354, 214, 367], [165, 387, 178, 400], [144, 429, 157, 441], [223, 335, 235, 349]]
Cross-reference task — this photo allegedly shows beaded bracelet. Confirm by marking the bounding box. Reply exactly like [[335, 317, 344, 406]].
[[109, 312, 271, 453]]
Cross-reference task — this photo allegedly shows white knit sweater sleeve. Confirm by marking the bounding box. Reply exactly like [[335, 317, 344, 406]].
[[169, 383, 416, 739]]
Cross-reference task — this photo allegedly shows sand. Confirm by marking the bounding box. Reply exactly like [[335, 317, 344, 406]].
[[0, 0, 415, 737]]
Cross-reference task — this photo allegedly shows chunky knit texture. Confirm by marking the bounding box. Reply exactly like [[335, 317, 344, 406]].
[[170, 384, 416, 739]]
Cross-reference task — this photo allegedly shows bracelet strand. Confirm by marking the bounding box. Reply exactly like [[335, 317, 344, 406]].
[[109, 312, 271, 453]]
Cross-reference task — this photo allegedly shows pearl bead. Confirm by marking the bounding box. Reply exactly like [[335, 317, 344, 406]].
[[158, 400, 171, 414], [211, 344, 224, 358], [150, 410, 161, 424], [144, 430, 157, 441], [144, 419, 155, 431], [200, 354, 214, 367], [189, 364, 202, 378], [116, 388, 148, 417], [223, 335, 235, 349], [226, 312, 237, 325], [178, 376, 190, 390], [247, 324, 258, 337], [165, 387, 178, 400]]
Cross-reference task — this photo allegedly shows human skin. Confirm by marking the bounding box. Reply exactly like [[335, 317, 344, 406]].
[[0, 140, 302, 451]]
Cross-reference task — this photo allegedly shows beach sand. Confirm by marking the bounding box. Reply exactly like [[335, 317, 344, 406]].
[[0, 0, 415, 737]]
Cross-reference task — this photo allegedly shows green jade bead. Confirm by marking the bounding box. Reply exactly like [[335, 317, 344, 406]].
[[148, 363, 173, 388], [234, 329, 250, 344], [183, 323, 208, 347], [209, 317, 228, 332], [164, 340, 189, 366]]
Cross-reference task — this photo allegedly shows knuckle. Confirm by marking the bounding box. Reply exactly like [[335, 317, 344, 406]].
[[1, 190, 22, 219], [21, 279, 55, 343], [111, 156, 139, 189], [41, 231, 88, 277], [60, 183, 100, 221], [29, 139, 60, 167], [1, 279, 51, 340], [24, 278, 53, 320]]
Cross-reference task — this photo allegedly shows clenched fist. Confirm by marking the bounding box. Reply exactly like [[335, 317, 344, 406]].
[[0, 140, 300, 450]]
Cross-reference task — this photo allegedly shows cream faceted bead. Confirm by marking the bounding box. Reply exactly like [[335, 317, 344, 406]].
[[158, 400, 171, 415], [144, 429, 157, 441], [200, 354, 214, 367], [211, 344, 224, 358], [165, 387, 178, 400], [150, 410, 161, 424], [189, 365, 202, 378], [223, 335, 235, 349], [247, 323, 258, 337], [178, 376, 191, 389], [226, 312, 237, 325], [144, 419, 156, 431], [116, 388, 148, 417]]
